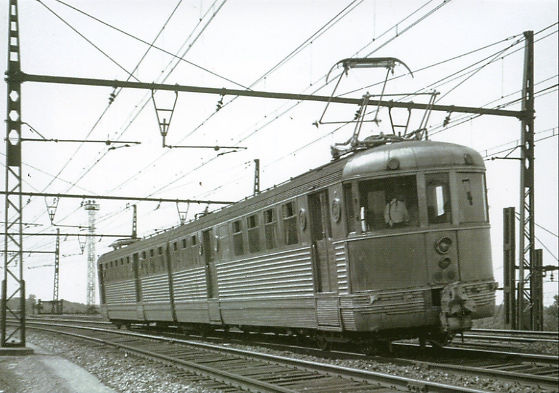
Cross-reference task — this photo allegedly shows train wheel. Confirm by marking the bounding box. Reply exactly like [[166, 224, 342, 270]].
[[427, 332, 454, 349], [363, 340, 392, 356], [419, 336, 427, 350], [316, 335, 330, 351]]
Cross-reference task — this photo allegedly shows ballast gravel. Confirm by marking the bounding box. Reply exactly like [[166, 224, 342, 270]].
[[13, 330, 557, 393]]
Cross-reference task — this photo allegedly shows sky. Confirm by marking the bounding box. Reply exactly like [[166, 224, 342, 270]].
[[0, 0, 557, 307]]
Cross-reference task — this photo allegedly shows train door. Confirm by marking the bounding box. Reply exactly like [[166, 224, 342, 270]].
[[309, 190, 338, 292], [165, 244, 178, 323], [132, 252, 145, 320], [309, 190, 341, 329], [202, 229, 221, 324]]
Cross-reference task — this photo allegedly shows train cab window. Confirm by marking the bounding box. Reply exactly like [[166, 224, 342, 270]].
[[247, 214, 260, 253], [343, 183, 357, 234], [142, 251, 146, 260], [263, 208, 278, 249], [182, 238, 187, 249], [358, 175, 419, 231], [191, 235, 197, 246], [150, 249, 154, 258], [426, 173, 452, 225], [232, 220, 244, 256], [282, 202, 299, 245], [457, 173, 488, 223], [173, 242, 178, 251], [158, 246, 163, 255]]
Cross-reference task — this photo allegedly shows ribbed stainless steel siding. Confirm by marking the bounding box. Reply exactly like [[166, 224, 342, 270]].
[[105, 303, 137, 320], [464, 280, 496, 307], [217, 247, 314, 299], [350, 288, 426, 315], [141, 273, 171, 303], [333, 241, 348, 294], [172, 267, 208, 301], [105, 280, 136, 304]]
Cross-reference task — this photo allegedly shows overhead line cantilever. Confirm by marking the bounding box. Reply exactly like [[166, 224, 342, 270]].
[[11, 71, 525, 120]]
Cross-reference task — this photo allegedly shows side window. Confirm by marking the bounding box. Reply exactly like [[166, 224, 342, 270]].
[[232, 220, 244, 256], [457, 172, 488, 223], [247, 214, 260, 253], [426, 173, 452, 225], [263, 208, 277, 250], [283, 201, 299, 245]]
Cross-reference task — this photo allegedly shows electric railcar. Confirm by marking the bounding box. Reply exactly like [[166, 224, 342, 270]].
[[98, 139, 497, 349]]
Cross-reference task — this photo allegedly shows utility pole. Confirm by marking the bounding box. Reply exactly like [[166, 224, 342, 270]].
[[83, 200, 99, 309]]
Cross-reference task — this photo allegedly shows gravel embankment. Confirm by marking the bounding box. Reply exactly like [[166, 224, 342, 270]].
[[22, 330, 558, 393]]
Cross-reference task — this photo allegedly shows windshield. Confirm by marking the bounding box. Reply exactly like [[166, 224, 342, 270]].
[[357, 175, 419, 231], [457, 172, 488, 223]]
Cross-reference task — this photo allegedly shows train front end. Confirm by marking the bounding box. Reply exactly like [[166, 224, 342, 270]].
[[340, 141, 497, 344]]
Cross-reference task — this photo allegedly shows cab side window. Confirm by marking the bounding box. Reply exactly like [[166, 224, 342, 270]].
[[426, 173, 452, 225]]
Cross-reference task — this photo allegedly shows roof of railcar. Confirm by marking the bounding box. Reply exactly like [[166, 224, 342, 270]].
[[342, 140, 485, 179]]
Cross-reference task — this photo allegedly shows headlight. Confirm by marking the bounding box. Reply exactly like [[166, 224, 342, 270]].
[[435, 237, 452, 254]]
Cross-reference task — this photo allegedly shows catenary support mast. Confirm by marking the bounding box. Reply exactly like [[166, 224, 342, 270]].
[[517, 31, 539, 330], [1, 0, 28, 350], [83, 201, 99, 308]]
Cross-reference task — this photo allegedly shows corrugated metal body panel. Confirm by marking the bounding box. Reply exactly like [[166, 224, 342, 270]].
[[216, 247, 318, 329], [105, 303, 137, 321], [141, 274, 171, 303], [350, 288, 426, 315], [143, 302, 174, 322], [219, 297, 317, 328], [140, 273, 174, 321], [105, 280, 136, 304], [174, 301, 209, 324], [217, 247, 315, 299], [464, 280, 496, 319], [316, 296, 342, 331], [340, 297, 357, 330], [340, 289, 428, 331], [172, 267, 208, 301], [333, 241, 348, 294]]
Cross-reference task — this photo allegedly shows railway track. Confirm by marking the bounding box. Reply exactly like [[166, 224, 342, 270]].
[[20, 319, 513, 393], [18, 319, 558, 393]]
